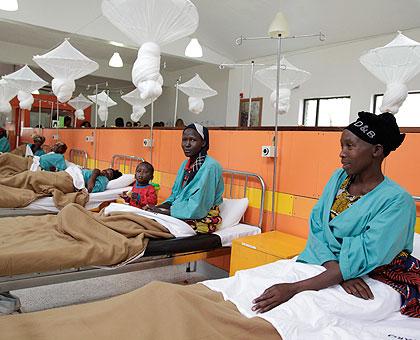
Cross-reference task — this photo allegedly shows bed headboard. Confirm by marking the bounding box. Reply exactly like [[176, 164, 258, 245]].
[[69, 149, 88, 168], [111, 154, 145, 174], [222, 169, 266, 228]]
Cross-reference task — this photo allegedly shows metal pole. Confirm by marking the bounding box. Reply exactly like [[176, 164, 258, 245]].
[[247, 61, 255, 127], [173, 78, 180, 127], [38, 100, 41, 132], [271, 35, 282, 231], [150, 99, 154, 163], [93, 84, 98, 168], [16, 108, 21, 146], [56, 100, 59, 140]]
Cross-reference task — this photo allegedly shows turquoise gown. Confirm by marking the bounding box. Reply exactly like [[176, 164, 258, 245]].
[[297, 168, 416, 280], [82, 169, 109, 193], [39, 153, 67, 172], [164, 156, 224, 220], [0, 136, 10, 153]]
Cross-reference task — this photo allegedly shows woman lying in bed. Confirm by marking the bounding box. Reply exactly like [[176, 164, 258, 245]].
[[0, 113, 417, 340], [0, 142, 68, 176], [145, 123, 224, 234]]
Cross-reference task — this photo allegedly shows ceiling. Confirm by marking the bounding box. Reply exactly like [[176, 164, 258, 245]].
[[0, 0, 419, 66]]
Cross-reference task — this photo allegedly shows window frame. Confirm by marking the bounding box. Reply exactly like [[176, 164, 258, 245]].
[[372, 91, 420, 113], [302, 96, 351, 127]]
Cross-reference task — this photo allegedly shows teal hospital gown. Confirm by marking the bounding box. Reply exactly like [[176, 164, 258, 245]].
[[297, 168, 416, 280], [28, 144, 46, 156], [0, 137, 10, 153], [82, 169, 109, 193], [39, 153, 67, 172], [164, 156, 224, 220]]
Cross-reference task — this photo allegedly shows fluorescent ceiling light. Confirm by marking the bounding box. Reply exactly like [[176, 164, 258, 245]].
[[0, 0, 18, 11], [109, 52, 123, 67], [185, 38, 203, 58], [268, 11, 289, 38], [109, 41, 125, 47]]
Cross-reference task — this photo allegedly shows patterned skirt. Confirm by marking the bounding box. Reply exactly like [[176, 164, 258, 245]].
[[185, 206, 222, 234]]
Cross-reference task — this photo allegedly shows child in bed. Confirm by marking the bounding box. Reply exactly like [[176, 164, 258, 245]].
[[37, 142, 68, 172], [83, 167, 123, 193], [120, 161, 158, 208]]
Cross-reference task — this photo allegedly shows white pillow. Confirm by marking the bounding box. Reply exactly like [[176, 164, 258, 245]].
[[219, 198, 249, 230], [412, 233, 420, 258], [106, 174, 135, 190]]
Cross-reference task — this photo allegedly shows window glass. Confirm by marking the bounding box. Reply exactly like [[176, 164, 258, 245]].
[[374, 92, 420, 127], [302, 97, 351, 127]]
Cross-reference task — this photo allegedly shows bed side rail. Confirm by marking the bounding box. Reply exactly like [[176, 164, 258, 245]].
[[111, 154, 145, 174], [69, 148, 88, 168]]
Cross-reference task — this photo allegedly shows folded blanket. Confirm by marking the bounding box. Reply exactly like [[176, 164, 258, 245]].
[[0, 203, 173, 276], [0, 170, 88, 208], [369, 250, 420, 318]]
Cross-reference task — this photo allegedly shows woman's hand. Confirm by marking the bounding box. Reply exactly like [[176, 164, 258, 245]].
[[143, 204, 170, 215], [252, 283, 298, 313], [340, 277, 374, 300]]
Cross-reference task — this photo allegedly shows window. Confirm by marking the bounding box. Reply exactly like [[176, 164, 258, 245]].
[[373, 92, 420, 127], [302, 96, 351, 127], [238, 97, 262, 127]]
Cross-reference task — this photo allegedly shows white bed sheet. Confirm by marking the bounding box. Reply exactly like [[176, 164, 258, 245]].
[[214, 223, 261, 247], [22, 186, 132, 212], [203, 259, 420, 340]]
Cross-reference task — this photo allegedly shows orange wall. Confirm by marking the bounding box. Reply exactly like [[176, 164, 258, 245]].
[[26, 128, 420, 235]]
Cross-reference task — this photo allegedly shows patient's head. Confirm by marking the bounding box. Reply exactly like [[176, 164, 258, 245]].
[[32, 134, 46, 149], [51, 142, 67, 154], [135, 161, 154, 185], [182, 123, 209, 159], [101, 168, 123, 181], [341, 111, 405, 175]]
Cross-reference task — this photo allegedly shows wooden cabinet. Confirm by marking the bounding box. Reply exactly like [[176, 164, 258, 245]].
[[229, 231, 307, 276]]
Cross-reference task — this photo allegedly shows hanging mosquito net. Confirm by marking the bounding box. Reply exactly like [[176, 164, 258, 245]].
[[178, 74, 217, 114], [0, 79, 19, 114], [88, 91, 117, 122], [68, 93, 93, 120], [121, 88, 155, 122]]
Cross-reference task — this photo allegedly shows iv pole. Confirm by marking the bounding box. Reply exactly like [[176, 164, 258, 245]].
[[173, 76, 181, 127], [235, 31, 326, 230], [219, 62, 268, 127]]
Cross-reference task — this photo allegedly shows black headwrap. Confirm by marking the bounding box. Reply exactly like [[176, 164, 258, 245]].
[[345, 111, 405, 156], [182, 123, 209, 187]]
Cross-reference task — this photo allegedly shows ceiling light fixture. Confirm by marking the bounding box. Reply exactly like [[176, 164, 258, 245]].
[[185, 38, 203, 58], [0, 0, 18, 11], [268, 11, 289, 38], [109, 52, 123, 67]]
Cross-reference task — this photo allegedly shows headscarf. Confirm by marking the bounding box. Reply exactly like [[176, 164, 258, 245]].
[[183, 123, 209, 155], [32, 134, 46, 144], [345, 111, 405, 156], [182, 123, 209, 186]]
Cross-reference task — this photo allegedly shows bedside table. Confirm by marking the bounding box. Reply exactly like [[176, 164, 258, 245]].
[[229, 231, 307, 276]]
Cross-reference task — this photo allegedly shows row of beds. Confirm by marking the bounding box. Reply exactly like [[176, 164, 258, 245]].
[[0, 150, 266, 292]]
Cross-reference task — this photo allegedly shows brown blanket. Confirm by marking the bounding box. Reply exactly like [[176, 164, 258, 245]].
[[0, 282, 281, 340], [9, 143, 26, 157], [0, 204, 173, 276], [0, 152, 32, 176], [0, 169, 88, 208]]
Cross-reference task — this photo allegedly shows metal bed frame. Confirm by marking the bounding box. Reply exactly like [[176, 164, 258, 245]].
[[69, 148, 88, 168], [0, 169, 266, 292], [0, 154, 143, 218], [111, 154, 145, 173]]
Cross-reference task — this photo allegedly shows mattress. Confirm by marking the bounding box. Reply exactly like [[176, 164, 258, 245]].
[[144, 223, 261, 256]]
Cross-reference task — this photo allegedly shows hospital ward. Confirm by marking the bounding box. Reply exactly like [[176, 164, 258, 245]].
[[0, 0, 419, 339]]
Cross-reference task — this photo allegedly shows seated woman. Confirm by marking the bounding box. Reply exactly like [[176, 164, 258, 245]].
[[145, 123, 224, 233], [0, 128, 10, 153], [11, 134, 46, 157], [82, 167, 122, 193]]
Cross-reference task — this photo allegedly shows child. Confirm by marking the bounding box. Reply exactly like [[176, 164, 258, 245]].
[[38, 142, 68, 172], [82, 167, 122, 193], [122, 161, 157, 208], [0, 128, 10, 153]]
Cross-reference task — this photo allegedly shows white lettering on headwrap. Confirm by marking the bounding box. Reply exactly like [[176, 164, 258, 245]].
[[193, 123, 205, 140], [353, 120, 375, 139]]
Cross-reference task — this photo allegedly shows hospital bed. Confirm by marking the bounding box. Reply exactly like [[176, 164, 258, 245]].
[[0, 169, 265, 293], [0, 153, 142, 217]]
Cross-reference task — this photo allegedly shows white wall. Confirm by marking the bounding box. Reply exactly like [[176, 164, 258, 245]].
[[226, 28, 420, 126], [139, 63, 230, 127]]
